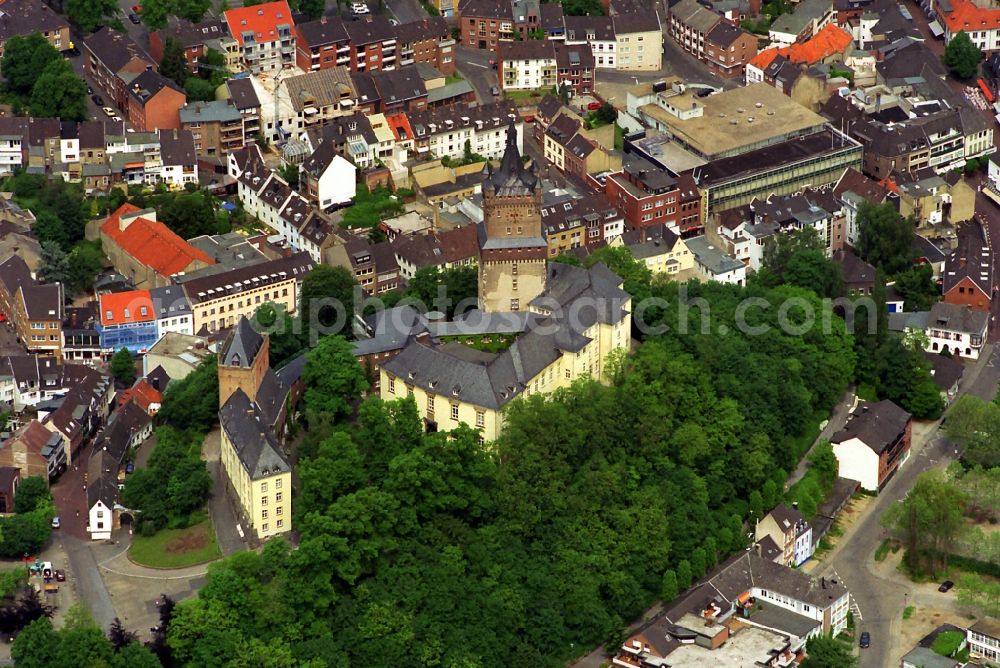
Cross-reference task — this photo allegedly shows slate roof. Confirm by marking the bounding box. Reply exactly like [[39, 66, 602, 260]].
[[370, 66, 427, 107], [832, 399, 910, 454], [669, 0, 721, 34], [219, 389, 290, 480], [767, 504, 807, 535], [706, 21, 747, 48], [84, 27, 154, 73], [180, 252, 313, 305], [20, 283, 62, 321], [757, 534, 782, 561], [146, 365, 171, 392], [87, 449, 120, 510], [219, 317, 264, 368], [127, 70, 183, 105], [620, 223, 682, 259], [227, 77, 261, 110], [155, 18, 229, 48], [484, 124, 537, 195], [833, 249, 876, 286], [0, 0, 68, 44], [158, 129, 197, 166], [392, 224, 478, 268], [295, 15, 349, 46], [283, 67, 356, 112], [943, 221, 992, 296], [707, 551, 848, 608], [928, 301, 989, 336], [924, 351, 964, 392], [393, 16, 450, 43], [343, 14, 394, 45], [564, 15, 615, 41]]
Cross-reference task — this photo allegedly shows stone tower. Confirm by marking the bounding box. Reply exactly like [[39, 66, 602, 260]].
[[217, 317, 270, 408], [478, 124, 546, 312]]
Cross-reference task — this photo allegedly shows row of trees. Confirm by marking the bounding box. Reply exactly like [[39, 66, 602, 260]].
[[13, 607, 159, 668]]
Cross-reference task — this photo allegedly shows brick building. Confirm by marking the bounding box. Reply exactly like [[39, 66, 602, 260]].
[[604, 155, 702, 233]]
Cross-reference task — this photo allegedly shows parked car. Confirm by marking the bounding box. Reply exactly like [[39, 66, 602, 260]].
[[351, 3, 369, 13], [51, 516, 60, 529], [102, 107, 115, 117], [86, 85, 93, 95], [128, 12, 140, 23], [111, 116, 122, 123], [939, 580, 955, 592], [91, 94, 104, 106], [54, 570, 65, 582], [131, 3, 141, 11], [859, 631, 870, 649], [491, 86, 500, 96], [587, 101, 602, 110], [523, 115, 535, 123]]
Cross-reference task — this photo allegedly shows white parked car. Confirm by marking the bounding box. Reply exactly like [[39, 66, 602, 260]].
[[351, 3, 370, 13], [111, 116, 123, 123], [102, 107, 115, 117]]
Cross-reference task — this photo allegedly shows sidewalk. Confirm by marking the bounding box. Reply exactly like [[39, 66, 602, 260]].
[[786, 388, 855, 490]]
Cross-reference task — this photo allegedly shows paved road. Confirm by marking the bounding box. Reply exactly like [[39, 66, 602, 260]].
[[202, 428, 249, 556], [456, 45, 499, 104], [816, 344, 1000, 668], [63, 535, 118, 630], [972, 185, 1000, 342], [385, 0, 426, 24]]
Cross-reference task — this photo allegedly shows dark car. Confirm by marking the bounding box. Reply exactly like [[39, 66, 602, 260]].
[[859, 631, 870, 648], [54, 570, 65, 582], [491, 86, 499, 96], [91, 94, 104, 106], [128, 12, 140, 23], [939, 580, 955, 592]]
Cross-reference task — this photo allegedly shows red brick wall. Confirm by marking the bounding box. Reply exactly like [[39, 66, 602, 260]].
[[131, 86, 186, 132], [944, 277, 991, 312]]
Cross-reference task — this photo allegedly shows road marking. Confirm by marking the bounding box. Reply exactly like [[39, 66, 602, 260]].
[[851, 601, 864, 622], [466, 62, 487, 69]]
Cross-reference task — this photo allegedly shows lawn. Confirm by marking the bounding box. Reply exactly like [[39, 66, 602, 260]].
[[129, 516, 221, 569]]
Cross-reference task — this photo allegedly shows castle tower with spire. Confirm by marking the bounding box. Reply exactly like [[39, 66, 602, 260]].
[[478, 125, 547, 312]]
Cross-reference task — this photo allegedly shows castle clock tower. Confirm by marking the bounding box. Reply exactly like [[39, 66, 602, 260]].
[[478, 124, 547, 312]]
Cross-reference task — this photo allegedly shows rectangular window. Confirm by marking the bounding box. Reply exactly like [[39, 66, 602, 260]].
[[262, 509, 268, 519], [276, 492, 282, 502], [261, 483, 268, 492], [427, 394, 434, 411], [388, 377, 395, 394], [277, 519, 283, 528], [262, 523, 269, 532], [475, 410, 485, 427], [261, 496, 268, 506], [451, 404, 459, 420]]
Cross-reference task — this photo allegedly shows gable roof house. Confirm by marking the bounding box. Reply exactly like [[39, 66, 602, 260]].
[[755, 504, 814, 567], [83, 27, 156, 109], [100, 203, 215, 289], [942, 220, 992, 313], [223, 0, 297, 74], [0, 0, 70, 58], [831, 399, 912, 491], [924, 301, 989, 360], [0, 420, 65, 484], [125, 70, 187, 133]]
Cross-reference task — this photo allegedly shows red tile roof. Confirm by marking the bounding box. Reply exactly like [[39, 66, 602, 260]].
[[118, 379, 162, 413], [99, 289, 155, 326], [940, 0, 1000, 34], [385, 112, 414, 142], [749, 24, 852, 69], [224, 1, 295, 47], [101, 203, 214, 278]]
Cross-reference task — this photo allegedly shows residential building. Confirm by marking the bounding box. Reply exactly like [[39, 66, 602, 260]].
[[100, 204, 215, 289], [755, 504, 814, 567], [616, 551, 849, 667], [407, 101, 522, 162], [280, 67, 358, 134], [686, 234, 746, 285], [226, 77, 262, 139], [611, 13, 663, 71], [86, 400, 152, 540], [968, 618, 1000, 664], [0, 420, 65, 483], [294, 15, 350, 71], [0, 0, 70, 57], [703, 20, 758, 77], [563, 132, 619, 183], [539, 193, 623, 255], [218, 319, 299, 539], [769, 0, 833, 44], [943, 221, 992, 312], [499, 39, 595, 95], [83, 28, 156, 109], [478, 125, 546, 312], [926, 351, 964, 406], [97, 290, 158, 353], [746, 22, 853, 87], [381, 262, 631, 440], [831, 399, 912, 492], [896, 170, 976, 227], [125, 70, 187, 132], [604, 155, 702, 234], [395, 17, 455, 75], [459, 0, 520, 50], [180, 252, 313, 334], [300, 112, 378, 169], [39, 365, 114, 464], [158, 129, 199, 187], [223, 1, 296, 73], [668, 0, 723, 62], [900, 647, 964, 668], [833, 249, 876, 295], [149, 19, 236, 68], [151, 285, 194, 338], [392, 224, 479, 279], [924, 302, 989, 360], [14, 283, 63, 358], [117, 377, 164, 415], [325, 237, 400, 294], [299, 140, 357, 210], [343, 15, 396, 73], [180, 101, 245, 157], [934, 0, 1000, 52], [614, 223, 695, 276]]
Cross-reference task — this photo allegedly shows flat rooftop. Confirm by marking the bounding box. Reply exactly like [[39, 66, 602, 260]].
[[641, 83, 828, 159], [699, 128, 861, 184], [746, 603, 821, 639], [663, 625, 791, 667]]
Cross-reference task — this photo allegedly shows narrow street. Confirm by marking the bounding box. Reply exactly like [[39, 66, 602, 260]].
[[816, 343, 1000, 668]]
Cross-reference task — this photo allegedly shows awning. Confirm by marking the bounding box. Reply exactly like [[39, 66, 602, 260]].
[[416, 146, 429, 153], [303, 106, 318, 115], [928, 20, 944, 37]]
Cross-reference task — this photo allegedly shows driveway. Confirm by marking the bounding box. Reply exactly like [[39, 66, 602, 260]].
[[815, 344, 999, 668], [202, 428, 248, 557], [786, 388, 855, 490], [385, 0, 427, 24], [456, 46, 498, 104]]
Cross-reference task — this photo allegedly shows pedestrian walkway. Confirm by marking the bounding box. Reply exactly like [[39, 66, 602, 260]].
[[786, 388, 855, 490]]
